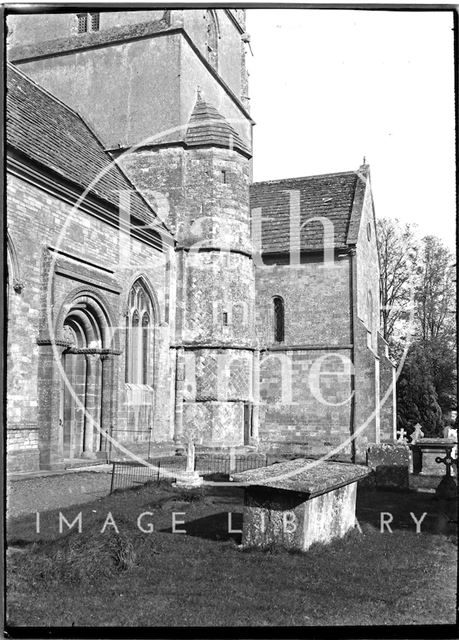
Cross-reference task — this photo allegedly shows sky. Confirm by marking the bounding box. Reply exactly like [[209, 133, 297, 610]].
[[246, 9, 456, 252]]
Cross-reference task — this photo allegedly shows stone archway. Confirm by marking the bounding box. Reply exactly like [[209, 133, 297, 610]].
[[37, 288, 119, 470], [60, 300, 105, 459]]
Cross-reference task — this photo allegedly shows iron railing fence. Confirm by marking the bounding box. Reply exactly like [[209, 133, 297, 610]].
[[110, 457, 185, 493], [110, 452, 300, 493]]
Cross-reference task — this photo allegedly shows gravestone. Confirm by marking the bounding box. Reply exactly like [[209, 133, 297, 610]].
[[410, 423, 424, 444], [366, 443, 410, 489], [411, 437, 457, 487], [232, 458, 370, 551]]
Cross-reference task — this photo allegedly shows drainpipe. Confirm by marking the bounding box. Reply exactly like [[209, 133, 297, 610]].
[[349, 247, 357, 463]]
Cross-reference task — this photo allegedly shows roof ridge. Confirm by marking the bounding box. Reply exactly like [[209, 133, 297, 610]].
[[252, 170, 360, 185]]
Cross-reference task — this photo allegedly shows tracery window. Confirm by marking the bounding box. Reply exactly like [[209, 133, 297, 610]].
[[205, 10, 218, 70], [125, 279, 154, 385], [273, 296, 285, 343]]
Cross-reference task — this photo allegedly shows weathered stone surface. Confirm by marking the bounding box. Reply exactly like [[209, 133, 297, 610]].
[[234, 458, 367, 551], [242, 483, 358, 551], [232, 457, 369, 495], [366, 443, 410, 489], [7, 171, 172, 472]]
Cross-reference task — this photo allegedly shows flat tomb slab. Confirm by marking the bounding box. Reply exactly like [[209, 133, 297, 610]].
[[231, 457, 370, 496], [411, 438, 457, 449], [232, 458, 370, 551]]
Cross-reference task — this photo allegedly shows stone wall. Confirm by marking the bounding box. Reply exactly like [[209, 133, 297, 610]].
[[119, 144, 255, 448], [255, 255, 352, 347], [7, 173, 172, 471], [12, 33, 182, 150], [8, 10, 247, 109], [353, 319, 377, 462], [7, 11, 166, 48], [179, 10, 245, 100], [11, 14, 250, 151], [255, 255, 353, 459], [356, 182, 380, 350], [258, 348, 353, 459]]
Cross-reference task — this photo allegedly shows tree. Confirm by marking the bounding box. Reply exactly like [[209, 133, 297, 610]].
[[396, 342, 443, 437], [422, 338, 457, 415], [377, 221, 457, 430], [391, 233, 457, 430], [376, 218, 419, 345], [415, 235, 456, 345]]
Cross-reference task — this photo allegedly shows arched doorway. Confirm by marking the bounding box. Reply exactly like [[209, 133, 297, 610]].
[[60, 297, 109, 459]]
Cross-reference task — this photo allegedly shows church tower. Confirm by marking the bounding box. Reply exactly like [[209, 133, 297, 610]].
[[8, 9, 257, 450]]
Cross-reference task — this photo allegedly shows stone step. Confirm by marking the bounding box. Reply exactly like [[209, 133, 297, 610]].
[[64, 457, 108, 469]]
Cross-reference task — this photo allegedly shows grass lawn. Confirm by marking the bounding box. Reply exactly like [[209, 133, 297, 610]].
[[6, 481, 457, 627]]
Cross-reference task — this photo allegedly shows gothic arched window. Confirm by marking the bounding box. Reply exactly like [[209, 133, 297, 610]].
[[205, 10, 218, 70], [273, 296, 285, 343], [125, 279, 154, 385]]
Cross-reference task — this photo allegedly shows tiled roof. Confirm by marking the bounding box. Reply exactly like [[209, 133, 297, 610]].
[[7, 64, 171, 239], [250, 170, 368, 253], [185, 96, 251, 158]]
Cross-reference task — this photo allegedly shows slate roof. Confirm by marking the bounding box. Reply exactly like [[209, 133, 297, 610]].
[[250, 168, 369, 253], [6, 64, 171, 239], [185, 96, 251, 158]]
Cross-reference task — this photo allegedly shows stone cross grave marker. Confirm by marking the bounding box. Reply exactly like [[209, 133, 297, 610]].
[[173, 440, 203, 488], [410, 423, 424, 444], [396, 428, 407, 443]]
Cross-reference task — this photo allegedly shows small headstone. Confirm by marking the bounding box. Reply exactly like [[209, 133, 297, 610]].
[[396, 428, 407, 443], [410, 423, 424, 444], [367, 443, 410, 489], [443, 426, 458, 442]]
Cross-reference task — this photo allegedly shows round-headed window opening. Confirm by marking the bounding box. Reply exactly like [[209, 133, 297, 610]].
[[367, 222, 372, 241], [273, 296, 285, 343]]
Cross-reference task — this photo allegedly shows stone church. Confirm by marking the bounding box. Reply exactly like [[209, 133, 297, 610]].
[[6, 9, 396, 474]]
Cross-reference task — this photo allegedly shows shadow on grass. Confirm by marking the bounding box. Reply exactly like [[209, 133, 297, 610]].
[[160, 511, 243, 543], [356, 487, 457, 537]]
